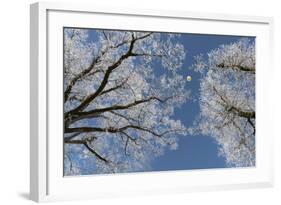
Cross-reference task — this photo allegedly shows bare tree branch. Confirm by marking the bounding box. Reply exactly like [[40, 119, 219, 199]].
[[212, 86, 255, 119], [64, 138, 109, 163], [64, 32, 142, 103], [217, 63, 255, 73], [66, 96, 169, 125], [66, 32, 154, 114]]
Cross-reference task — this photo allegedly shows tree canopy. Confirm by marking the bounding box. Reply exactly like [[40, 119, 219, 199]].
[[191, 39, 255, 167], [63, 29, 189, 175]]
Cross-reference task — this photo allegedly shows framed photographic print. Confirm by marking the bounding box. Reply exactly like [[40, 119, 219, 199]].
[[30, 2, 274, 202]]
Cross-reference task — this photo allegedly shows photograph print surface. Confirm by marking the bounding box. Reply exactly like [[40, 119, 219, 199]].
[[63, 28, 255, 176]]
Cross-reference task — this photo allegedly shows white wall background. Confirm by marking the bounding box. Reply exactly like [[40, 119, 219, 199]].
[[0, 0, 280, 204]]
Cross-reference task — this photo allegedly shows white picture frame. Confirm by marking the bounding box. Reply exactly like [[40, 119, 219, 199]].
[[30, 1, 274, 202]]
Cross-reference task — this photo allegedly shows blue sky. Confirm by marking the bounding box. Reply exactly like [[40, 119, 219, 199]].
[[65, 28, 255, 174]]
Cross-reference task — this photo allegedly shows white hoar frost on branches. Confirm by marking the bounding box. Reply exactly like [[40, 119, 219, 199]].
[[63, 29, 188, 175], [191, 38, 255, 167]]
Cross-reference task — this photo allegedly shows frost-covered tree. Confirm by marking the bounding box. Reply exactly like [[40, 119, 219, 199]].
[[191, 39, 255, 167], [63, 28, 188, 175]]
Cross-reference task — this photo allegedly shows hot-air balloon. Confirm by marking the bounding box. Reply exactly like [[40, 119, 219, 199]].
[[186, 75, 192, 82]]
